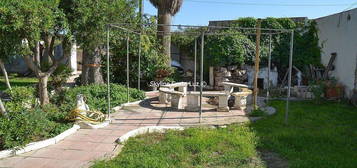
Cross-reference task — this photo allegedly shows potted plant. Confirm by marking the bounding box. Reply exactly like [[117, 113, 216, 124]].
[[324, 78, 344, 99]]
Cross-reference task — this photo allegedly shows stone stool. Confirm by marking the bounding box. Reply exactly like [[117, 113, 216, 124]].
[[232, 91, 252, 110]]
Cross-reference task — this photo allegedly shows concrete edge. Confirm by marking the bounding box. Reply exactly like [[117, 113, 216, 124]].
[[111, 93, 154, 112], [116, 126, 185, 144], [0, 124, 80, 159], [77, 120, 110, 129]]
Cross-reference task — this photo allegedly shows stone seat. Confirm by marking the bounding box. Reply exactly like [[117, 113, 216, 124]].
[[186, 91, 229, 112], [232, 90, 253, 110], [221, 82, 251, 94], [159, 88, 185, 109], [159, 82, 188, 104]]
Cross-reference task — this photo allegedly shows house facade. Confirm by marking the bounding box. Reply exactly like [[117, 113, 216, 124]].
[[315, 8, 357, 98]]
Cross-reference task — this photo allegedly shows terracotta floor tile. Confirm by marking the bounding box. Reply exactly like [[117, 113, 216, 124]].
[[31, 148, 64, 158], [0, 156, 25, 167]]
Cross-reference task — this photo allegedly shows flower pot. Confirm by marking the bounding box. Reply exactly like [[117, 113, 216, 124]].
[[325, 85, 344, 99]]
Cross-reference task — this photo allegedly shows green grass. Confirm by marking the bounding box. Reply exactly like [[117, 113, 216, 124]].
[[93, 127, 264, 168], [251, 101, 357, 168], [92, 101, 357, 168], [0, 75, 37, 91], [249, 109, 267, 117]]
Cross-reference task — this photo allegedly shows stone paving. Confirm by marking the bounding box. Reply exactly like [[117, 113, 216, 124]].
[[0, 92, 258, 168]]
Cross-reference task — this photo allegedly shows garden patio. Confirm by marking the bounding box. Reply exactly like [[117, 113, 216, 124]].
[[0, 91, 273, 167], [1, 0, 357, 168], [0, 91, 355, 168]]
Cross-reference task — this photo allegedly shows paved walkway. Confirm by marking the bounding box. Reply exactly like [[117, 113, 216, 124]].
[[0, 92, 258, 168]]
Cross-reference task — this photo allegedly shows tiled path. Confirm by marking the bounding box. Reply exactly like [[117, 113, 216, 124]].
[[0, 92, 256, 168]]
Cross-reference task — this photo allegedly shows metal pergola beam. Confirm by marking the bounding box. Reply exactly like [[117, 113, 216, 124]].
[[285, 30, 295, 124], [194, 38, 197, 91], [199, 32, 205, 123], [106, 26, 111, 121], [109, 23, 292, 32], [267, 33, 272, 103]]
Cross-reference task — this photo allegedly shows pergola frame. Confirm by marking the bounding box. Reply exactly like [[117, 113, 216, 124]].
[[106, 23, 294, 124]]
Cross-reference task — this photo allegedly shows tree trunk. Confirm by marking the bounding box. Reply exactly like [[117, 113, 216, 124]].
[[157, 9, 172, 67], [81, 47, 104, 85], [38, 75, 49, 105], [0, 59, 11, 90], [35, 42, 41, 67], [42, 36, 53, 66], [81, 50, 89, 85]]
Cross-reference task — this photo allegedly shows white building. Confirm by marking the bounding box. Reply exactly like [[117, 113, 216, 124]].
[[315, 8, 357, 98]]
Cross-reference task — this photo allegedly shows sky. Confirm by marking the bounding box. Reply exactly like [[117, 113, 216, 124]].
[[143, 0, 357, 25]]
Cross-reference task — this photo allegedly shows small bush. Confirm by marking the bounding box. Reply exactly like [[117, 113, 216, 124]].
[[0, 106, 72, 150], [4, 86, 35, 102], [3, 87, 36, 113], [309, 80, 326, 104], [0, 87, 72, 150], [49, 64, 73, 91], [54, 84, 146, 113]]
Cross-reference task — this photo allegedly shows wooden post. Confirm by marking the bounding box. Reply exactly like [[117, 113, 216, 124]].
[[253, 19, 261, 110]]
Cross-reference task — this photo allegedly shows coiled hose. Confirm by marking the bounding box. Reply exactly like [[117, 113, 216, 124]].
[[69, 108, 106, 124]]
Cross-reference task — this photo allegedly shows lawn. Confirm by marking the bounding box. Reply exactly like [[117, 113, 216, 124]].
[[0, 75, 37, 91], [252, 100, 357, 168], [92, 100, 357, 168]]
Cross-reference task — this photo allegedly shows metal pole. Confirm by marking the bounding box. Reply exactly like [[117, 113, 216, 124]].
[[106, 27, 111, 121], [285, 30, 294, 124], [267, 33, 272, 103], [138, 0, 143, 90], [194, 38, 197, 91], [199, 32, 204, 123], [127, 35, 130, 103], [138, 34, 142, 90]]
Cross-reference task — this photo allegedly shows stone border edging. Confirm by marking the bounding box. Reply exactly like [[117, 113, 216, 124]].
[[0, 124, 80, 159], [112, 94, 155, 112], [116, 126, 185, 144], [77, 120, 110, 129]]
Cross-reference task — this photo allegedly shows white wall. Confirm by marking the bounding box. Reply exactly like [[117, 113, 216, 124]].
[[315, 8, 357, 98], [70, 42, 77, 74], [247, 67, 278, 89]]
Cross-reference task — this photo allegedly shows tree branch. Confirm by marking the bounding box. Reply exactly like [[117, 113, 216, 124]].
[[49, 36, 56, 62], [23, 55, 42, 76]]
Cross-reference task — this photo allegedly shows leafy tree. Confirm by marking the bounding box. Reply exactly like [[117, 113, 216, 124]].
[[0, 28, 21, 90], [233, 17, 321, 73], [149, 0, 184, 66], [205, 31, 255, 67], [171, 27, 204, 58], [172, 17, 321, 82], [60, 0, 138, 85], [0, 0, 71, 105], [105, 16, 169, 88]]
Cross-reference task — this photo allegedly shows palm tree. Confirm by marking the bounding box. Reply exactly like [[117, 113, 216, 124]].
[[149, 0, 183, 66]]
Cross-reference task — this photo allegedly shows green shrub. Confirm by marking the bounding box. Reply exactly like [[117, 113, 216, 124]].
[[309, 80, 326, 104], [49, 64, 73, 91], [4, 86, 35, 102], [0, 106, 72, 150], [4, 87, 36, 112], [0, 86, 72, 150], [54, 84, 146, 113]]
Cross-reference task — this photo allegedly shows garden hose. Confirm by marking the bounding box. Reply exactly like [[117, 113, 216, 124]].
[[69, 108, 106, 124]]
